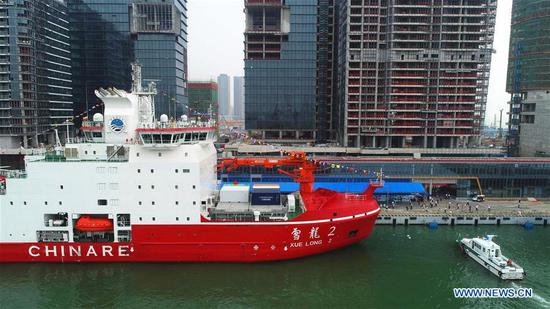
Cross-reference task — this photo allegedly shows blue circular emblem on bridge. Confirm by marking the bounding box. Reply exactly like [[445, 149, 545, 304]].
[[110, 118, 125, 133]]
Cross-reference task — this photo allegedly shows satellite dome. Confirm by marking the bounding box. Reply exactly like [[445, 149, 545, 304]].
[[160, 114, 169, 123], [92, 113, 104, 122]]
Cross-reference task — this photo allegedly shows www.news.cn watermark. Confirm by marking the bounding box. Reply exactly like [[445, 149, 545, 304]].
[[454, 288, 533, 299]]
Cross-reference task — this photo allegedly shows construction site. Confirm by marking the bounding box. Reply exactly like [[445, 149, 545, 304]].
[[337, 0, 497, 148]]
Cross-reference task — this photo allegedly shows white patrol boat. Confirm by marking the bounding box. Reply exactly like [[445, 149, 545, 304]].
[[459, 235, 524, 280]]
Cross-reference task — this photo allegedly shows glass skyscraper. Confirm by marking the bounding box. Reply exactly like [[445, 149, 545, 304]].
[[217, 74, 231, 117], [68, 0, 188, 120], [233, 76, 245, 120], [68, 0, 133, 121], [131, 0, 188, 117], [244, 0, 321, 141], [506, 0, 550, 157], [0, 0, 73, 148]]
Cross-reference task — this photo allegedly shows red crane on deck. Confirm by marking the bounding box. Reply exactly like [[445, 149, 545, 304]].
[[217, 152, 383, 196]]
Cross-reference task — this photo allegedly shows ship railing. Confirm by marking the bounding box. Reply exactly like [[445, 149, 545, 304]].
[[0, 169, 27, 179], [138, 119, 217, 130], [42, 156, 129, 163], [344, 193, 367, 200]]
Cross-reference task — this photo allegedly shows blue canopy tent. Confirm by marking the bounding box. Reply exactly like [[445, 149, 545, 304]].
[[221, 181, 426, 195]]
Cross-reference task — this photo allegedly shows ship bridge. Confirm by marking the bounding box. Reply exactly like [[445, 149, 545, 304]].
[[136, 120, 216, 148]]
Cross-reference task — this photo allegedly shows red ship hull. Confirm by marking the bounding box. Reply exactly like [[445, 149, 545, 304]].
[[0, 208, 378, 262]]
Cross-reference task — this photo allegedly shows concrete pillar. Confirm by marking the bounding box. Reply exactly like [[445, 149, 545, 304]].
[[22, 135, 28, 148]]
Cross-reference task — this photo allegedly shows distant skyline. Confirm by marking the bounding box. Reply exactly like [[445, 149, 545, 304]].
[[187, 0, 512, 126]]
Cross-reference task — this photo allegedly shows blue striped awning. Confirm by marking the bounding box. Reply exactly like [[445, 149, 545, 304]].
[[221, 181, 425, 195]]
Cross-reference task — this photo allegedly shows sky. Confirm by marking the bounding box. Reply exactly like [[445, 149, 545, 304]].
[[188, 0, 512, 126]]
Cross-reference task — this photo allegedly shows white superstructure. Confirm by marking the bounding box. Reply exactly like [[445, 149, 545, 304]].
[[460, 235, 524, 280], [0, 64, 217, 244]]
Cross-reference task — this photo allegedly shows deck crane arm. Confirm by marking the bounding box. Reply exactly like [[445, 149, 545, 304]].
[[217, 152, 317, 193], [218, 152, 384, 196]]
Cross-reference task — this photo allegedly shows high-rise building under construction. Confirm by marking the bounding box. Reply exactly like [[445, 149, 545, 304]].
[[244, 0, 497, 148], [336, 0, 497, 148]]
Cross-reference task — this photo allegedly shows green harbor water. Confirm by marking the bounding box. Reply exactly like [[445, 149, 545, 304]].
[[1, 226, 549, 308]]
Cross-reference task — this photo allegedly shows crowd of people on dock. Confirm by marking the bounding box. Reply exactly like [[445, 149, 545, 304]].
[[380, 196, 529, 216]]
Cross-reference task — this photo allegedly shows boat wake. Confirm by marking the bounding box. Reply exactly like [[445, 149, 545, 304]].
[[511, 282, 550, 307]]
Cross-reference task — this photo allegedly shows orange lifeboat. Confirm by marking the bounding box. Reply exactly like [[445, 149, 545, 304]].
[[75, 216, 113, 232]]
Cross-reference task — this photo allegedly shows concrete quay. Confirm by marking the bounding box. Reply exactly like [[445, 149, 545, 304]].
[[376, 199, 550, 226]]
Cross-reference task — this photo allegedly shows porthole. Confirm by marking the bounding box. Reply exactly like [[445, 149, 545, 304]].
[[152, 201, 155, 205], [175, 201, 179, 205], [137, 169, 141, 173], [152, 217, 156, 221], [60, 185, 63, 189], [187, 217, 190, 221], [176, 217, 179, 221], [139, 217, 142, 221], [23, 201, 27, 205], [175, 185, 178, 189]]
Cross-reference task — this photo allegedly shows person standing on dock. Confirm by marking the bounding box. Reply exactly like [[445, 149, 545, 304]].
[[469, 204, 472, 212], [476, 204, 479, 212], [518, 199, 521, 209]]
